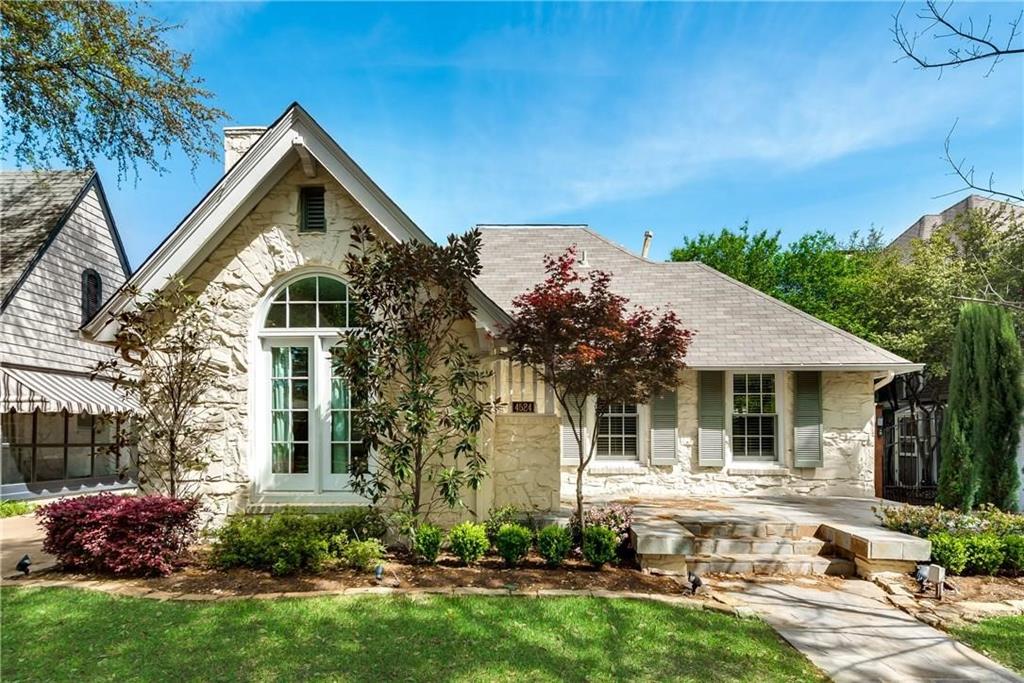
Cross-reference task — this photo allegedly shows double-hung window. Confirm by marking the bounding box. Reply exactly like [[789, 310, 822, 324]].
[[731, 373, 778, 461], [596, 400, 639, 460]]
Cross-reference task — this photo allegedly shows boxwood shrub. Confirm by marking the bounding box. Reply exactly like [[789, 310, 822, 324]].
[[928, 532, 968, 575], [1002, 535, 1024, 576], [447, 522, 489, 565], [537, 524, 572, 567], [494, 523, 533, 567], [964, 533, 1005, 576], [413, 523, 444, 564], [582, 525, 619, 568]]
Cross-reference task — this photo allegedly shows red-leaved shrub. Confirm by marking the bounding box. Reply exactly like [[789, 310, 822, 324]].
[[36, 494, 200, 576]]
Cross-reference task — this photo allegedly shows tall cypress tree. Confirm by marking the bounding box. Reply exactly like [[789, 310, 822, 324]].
[[939, 303, 1024, 512], [976, 306, 1023, 510], [938, 305, 981, 511]]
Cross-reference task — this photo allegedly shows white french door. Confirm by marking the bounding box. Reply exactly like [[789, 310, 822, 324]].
[[259, 335, 356, 493]]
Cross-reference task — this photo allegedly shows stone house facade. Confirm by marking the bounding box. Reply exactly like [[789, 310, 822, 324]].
[[85, 103, 921, 523]]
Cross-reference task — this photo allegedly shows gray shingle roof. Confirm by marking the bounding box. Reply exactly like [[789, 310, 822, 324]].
[[477, 226, 918, 370], [1, 169, 94, 304]]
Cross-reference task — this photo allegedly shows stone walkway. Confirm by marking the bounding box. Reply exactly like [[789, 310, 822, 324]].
[[722, 580, 1022, 682]]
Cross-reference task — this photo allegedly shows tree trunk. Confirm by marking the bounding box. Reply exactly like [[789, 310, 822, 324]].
[[413, 441, 423, 520], [575, 459, 585, 536]]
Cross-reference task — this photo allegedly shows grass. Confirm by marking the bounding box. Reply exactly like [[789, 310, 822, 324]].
[[950, 615, 1024, 674], [0, 587, 822, 682], [0, 500, 34, 518]]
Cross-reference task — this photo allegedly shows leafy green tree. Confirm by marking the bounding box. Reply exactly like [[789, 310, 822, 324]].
[[332, 226, 496, 522], [94, 280, 222, 499], [939, 303, 1024, 511], [1, 0, 225, 178], [670, 224, 882, 339], [670, 223, 782, 295]]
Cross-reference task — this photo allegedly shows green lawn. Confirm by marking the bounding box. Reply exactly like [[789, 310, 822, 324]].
[[950, 615, 1024, 674], [1, 587, 821, 682]]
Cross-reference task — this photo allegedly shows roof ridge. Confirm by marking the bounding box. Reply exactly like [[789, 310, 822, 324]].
[[689, 261, 908, 363]]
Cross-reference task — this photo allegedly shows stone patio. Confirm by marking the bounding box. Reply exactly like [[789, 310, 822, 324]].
[[631, 496, 931, 577]]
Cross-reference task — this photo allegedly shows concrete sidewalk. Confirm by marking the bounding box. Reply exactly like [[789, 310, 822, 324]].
[[1, 514, 54, 579], [726, 580, 1021, 682]]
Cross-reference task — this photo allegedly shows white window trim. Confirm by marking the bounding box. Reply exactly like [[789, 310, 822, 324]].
[[724, 370, 787, 467], [248, 268, 369, 505], [569, 395, 647, 471]]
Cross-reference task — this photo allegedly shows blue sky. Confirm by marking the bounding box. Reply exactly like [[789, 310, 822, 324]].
[[91, 2, 1022, 266]]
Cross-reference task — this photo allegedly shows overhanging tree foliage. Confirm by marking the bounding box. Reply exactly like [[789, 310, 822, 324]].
[[1, 0, 225, 179], [94, 281, 222, 499], [332, 225, 496, 522], [503, 247, 693, 530], [938, 303, 1024, 511]]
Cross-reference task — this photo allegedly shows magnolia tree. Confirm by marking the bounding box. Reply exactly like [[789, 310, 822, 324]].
[[94, 280, 221, 499], [332, 225, 496, 523], [503, 247, 693, 529]]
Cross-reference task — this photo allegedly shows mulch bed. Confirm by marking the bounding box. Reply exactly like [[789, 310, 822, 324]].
[[891, 573, 1024, 603], [34, 550, 694, 598]]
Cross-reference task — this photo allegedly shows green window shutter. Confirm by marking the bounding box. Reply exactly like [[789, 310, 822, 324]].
[[650, 388, 678, 465], [698, 371, 725, 466], [299, 186, 326, 232], [560, 396, 586, 465], [794, 371, 824, 467]]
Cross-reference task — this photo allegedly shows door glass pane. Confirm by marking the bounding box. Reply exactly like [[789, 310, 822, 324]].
[[272, 443, 290, 474], [331, 378, 349, 409], [291, 347, 309, 377], [292, 443, 309, 473], [292, 381, 309, 409], [270, 345, 310, 476], [331, 443, 349, 474], [272, 347, 289, 377], [331, 410, 348, 441]]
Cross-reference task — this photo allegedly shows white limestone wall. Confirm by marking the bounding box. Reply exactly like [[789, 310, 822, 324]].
[[158, 161, 492, 524], [561, 370, 877, 502], [490, 414, 560, 513]]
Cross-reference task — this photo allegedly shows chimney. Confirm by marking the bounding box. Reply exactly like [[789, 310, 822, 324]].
[[223, 126, 267, 172], [641, 230, 653, 258]]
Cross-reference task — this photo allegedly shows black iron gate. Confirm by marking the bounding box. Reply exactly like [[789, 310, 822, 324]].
[[881, 407, 943, 505]]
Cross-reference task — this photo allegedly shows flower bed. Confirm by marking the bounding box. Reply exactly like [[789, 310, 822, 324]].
[[876, 504, 1024, 577]]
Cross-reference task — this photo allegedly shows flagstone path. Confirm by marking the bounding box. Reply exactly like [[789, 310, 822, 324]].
[[722, 579, 1022, 682]]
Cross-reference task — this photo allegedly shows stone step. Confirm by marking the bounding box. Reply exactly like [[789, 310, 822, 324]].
[[692, 536, 827, 556], [679, 519, 820, 539], [640, 553, 856, 577]]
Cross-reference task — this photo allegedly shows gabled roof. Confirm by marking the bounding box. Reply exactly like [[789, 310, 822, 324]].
[[889, 194, 1016, 252], [477, 225, 921, 371], [86, 102, 509, 339], [0, 169, 130, 313]]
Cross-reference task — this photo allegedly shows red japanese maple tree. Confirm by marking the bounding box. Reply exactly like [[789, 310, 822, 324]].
[[502, 247, 693, 529]]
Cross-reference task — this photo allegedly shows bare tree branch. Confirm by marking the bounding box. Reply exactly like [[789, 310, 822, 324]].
[[934, 120, 1024, 203], [894, 0, 1024, 76]]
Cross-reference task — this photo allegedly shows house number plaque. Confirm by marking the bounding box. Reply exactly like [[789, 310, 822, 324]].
[[511, 401, 535, 414]]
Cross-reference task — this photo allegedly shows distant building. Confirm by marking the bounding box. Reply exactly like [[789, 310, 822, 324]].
[[1, 170, 135, 500], [878, 194, 1023, 508]]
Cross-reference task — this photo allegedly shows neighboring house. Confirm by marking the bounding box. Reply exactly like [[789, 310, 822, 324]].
[[878, 195, 1023, 507], [0, 170, 135, 500], [84, 103, 921, 523]]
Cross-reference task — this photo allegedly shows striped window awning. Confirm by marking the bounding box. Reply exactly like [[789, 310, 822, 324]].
[[0, 367, 135, 414]]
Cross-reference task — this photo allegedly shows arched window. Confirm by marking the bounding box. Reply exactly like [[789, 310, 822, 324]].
[[257, 273, 363, 497], [81, 269, 102, 323], [263, 275, 353, 328]]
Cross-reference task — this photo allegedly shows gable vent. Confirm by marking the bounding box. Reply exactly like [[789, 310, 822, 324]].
[[300, 186, 326, 232]]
